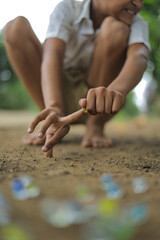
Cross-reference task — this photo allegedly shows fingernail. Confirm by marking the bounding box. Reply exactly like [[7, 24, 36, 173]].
[[38, 132, 43, 137], [28, 128, 32, 133], [42, 146, 48, 152]]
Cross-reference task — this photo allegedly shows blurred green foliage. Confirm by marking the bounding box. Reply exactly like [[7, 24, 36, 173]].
[[0, 1, 159, 114], [141, 0, 160, 92]]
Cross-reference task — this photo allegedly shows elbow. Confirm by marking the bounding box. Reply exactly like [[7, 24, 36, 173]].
[[140, 47, 150, 65], [133, 50, 150, 71], [128, 44, 150, 71], [141, 52, 150, 70], [140, 53, 148, 71]]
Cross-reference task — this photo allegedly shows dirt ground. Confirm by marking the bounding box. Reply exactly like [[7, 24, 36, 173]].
[[0, 110, 160, 240]]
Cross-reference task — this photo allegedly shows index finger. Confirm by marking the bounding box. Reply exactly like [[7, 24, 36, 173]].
[[60, 108, 88, 125], [42, 125, 70, 152], [45, 133, 53, 158], [28, 109, 48, 133]]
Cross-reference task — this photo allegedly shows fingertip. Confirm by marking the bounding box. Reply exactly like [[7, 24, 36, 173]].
[[45, 152, 52, 158], [27, 127, 33, 133], [42, 146, 48, 152], [38, 132, 43, 138], [45, 148, 53, 158]]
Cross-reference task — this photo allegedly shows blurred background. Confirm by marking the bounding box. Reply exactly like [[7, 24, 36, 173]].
[[0, 0, 159, 117]]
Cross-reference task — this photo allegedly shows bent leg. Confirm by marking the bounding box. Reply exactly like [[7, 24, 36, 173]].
[[87, 17, 129, 88], [4, 16, 44, 110], [4, 16, 45, 145], [82, 17, 130, 147]]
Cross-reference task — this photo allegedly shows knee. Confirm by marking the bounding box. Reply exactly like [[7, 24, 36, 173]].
[[4, 16, 30, 47], [98, 17, 130, 53]]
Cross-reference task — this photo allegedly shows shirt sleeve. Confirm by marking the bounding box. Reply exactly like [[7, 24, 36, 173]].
[[128, 14, 150, 50], [46, 0, 74, 43]]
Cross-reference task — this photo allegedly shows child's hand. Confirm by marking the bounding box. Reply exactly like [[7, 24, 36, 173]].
[[27, 107, 86, 157], [79, 87, 125, 115]]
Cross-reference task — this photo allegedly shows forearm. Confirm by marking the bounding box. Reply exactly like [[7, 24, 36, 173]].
[[109, 44, 150, 96], [41, 54, 64, 114]]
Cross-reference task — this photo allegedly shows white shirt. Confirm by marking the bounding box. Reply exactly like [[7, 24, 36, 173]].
[[46, 0, 150, 70]]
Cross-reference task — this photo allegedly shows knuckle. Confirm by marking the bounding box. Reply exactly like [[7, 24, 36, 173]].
[[88, 88, 95, 95], [100, 17, 115, 30], [105, 16, 116, 23], [49, 113, 56, 121], [97, 87, 105, 94], [107, 88, 114, 95], [46, 108, 52, 114]]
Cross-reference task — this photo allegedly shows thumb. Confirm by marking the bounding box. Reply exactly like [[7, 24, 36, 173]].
[[79, 98, 87, 109]]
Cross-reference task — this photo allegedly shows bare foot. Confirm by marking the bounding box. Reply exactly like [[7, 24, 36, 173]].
[[22, 133, 46, 145], [81, 123, 112, 148]]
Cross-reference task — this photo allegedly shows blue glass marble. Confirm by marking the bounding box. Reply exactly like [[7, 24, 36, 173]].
[[105, 182, 124, 199]]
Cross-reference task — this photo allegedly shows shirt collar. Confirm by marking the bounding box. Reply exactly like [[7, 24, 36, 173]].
[[74, 0, 91, 24]]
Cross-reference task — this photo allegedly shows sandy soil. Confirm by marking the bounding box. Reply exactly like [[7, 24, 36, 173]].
[[0, 110, 160, 240]]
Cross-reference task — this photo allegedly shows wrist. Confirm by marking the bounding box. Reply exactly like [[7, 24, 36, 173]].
[[108, 88, 126, 103], [108, 82, 127, 96], [46, 102, 64, 116], [108, 79, 130, 97]]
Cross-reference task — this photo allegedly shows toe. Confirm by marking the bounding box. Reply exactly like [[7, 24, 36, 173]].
[[81, 137, 91, 147], [33, 137, 45, 145], [22, 136, 33, 145], [92, 140, 100, 148], [105, 138, 113, 147], [22, 134, 46, 146], [92, 137, 113, 148]]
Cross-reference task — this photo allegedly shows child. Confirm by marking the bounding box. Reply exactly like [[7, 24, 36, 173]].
[[4, 0, 150, 157]]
